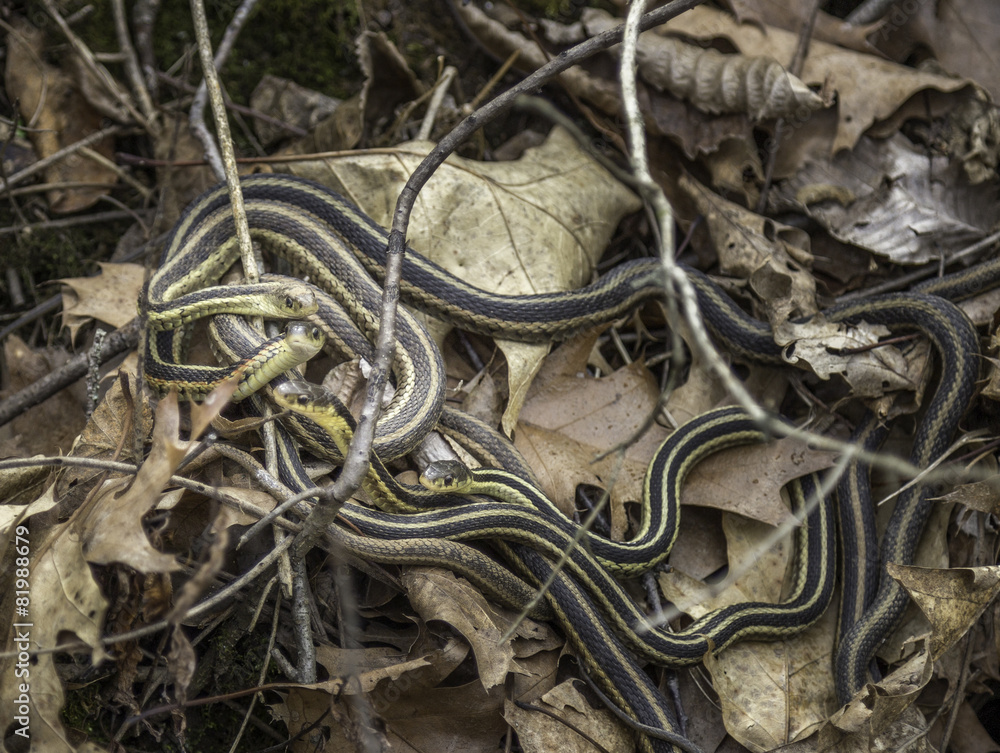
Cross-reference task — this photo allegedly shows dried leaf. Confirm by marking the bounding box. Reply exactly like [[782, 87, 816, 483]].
[[705, 605, 837, 750], [941, 477, 1000, 516], [889, 564, 1000, 661], [59, 262, 145, 342], [662, 493, 836, 749], [876, 0, 1000, 107], [0, 500, 111, 752], [771, 134, 998, 265], [664, 4, 973, 156], [402, 568, 529, 691], [680, 171, 817, 329], [249, 74, 342, 147], [72, 386, 230, 573], [681, 436, 835, 527], [505, 679, 633, 753], [515, 337, 670, 540], [583, 8, 823, 121], [4, 17, 117, 212], [71, 394, 186, 573]]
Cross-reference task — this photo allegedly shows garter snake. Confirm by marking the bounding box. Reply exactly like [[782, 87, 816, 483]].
[[271, 382, 832, 753], [141, 174, 997, 724]]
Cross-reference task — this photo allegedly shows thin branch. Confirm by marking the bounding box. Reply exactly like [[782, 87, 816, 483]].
[[0, 125, 126, 194], [619, 0, 766, 427], [110, 0, 156, 123], [189, 0, 262, 181]]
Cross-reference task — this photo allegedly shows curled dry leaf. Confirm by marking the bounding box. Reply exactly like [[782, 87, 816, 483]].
[[665, 4, 973, 157], [583, 8, 823, 121], [888, 564, 1000, 661], [73, 380, 234, 573], [771, 134, 998, 265], [941, 477, 1000, 516], [402, 568, 530, 691], [71, 393, 186, 573], [775, 318, 910, 389], [679, 171, 817, 329]]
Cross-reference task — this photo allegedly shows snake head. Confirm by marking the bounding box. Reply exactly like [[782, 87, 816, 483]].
[[273, 379, 338, 410], [419, 460, 474, 493], [284, 322, 325, 361], [277, 283, 319, 317]]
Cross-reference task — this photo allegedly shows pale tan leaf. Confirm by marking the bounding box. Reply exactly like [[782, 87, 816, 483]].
[[515, 350, 671, 540], [775, 317, 933, 413], [402, 568, 529, 691], [0, 504, 111, 752], [662, 491, 836, 750], [705, 604, 837, 751], [73, 394, 188, 572], [505, 679, 633, 753], [59, 262, 145, 341], [681, 436, 835, 527], [889, 564, 1000, 661], [0, 458, 51, 509], [0, 479, 59, 532]]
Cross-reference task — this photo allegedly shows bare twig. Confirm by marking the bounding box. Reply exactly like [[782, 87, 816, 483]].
[[0, 125, 126, 194], [846, 0, 897, 25], [417, 65, 457, 141], [619, 0, 764, 426], [756, 0, 820, 213], [157, 72, 308, 138], [0, 208, 147, 237], [110, 0, 156, 123], [188, 0, 262, 182], [132, 0, 162, 98]]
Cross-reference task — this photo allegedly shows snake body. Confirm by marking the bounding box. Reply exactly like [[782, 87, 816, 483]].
[[142, 173, 995, 746]]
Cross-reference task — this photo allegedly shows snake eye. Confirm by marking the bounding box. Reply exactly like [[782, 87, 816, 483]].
[[285, 295, 294, 309], [296, 395, 309, 405]]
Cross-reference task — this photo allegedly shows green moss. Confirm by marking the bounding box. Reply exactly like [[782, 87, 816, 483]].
[[0, 210, 127, 312], [147, 0, 361, 104]]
